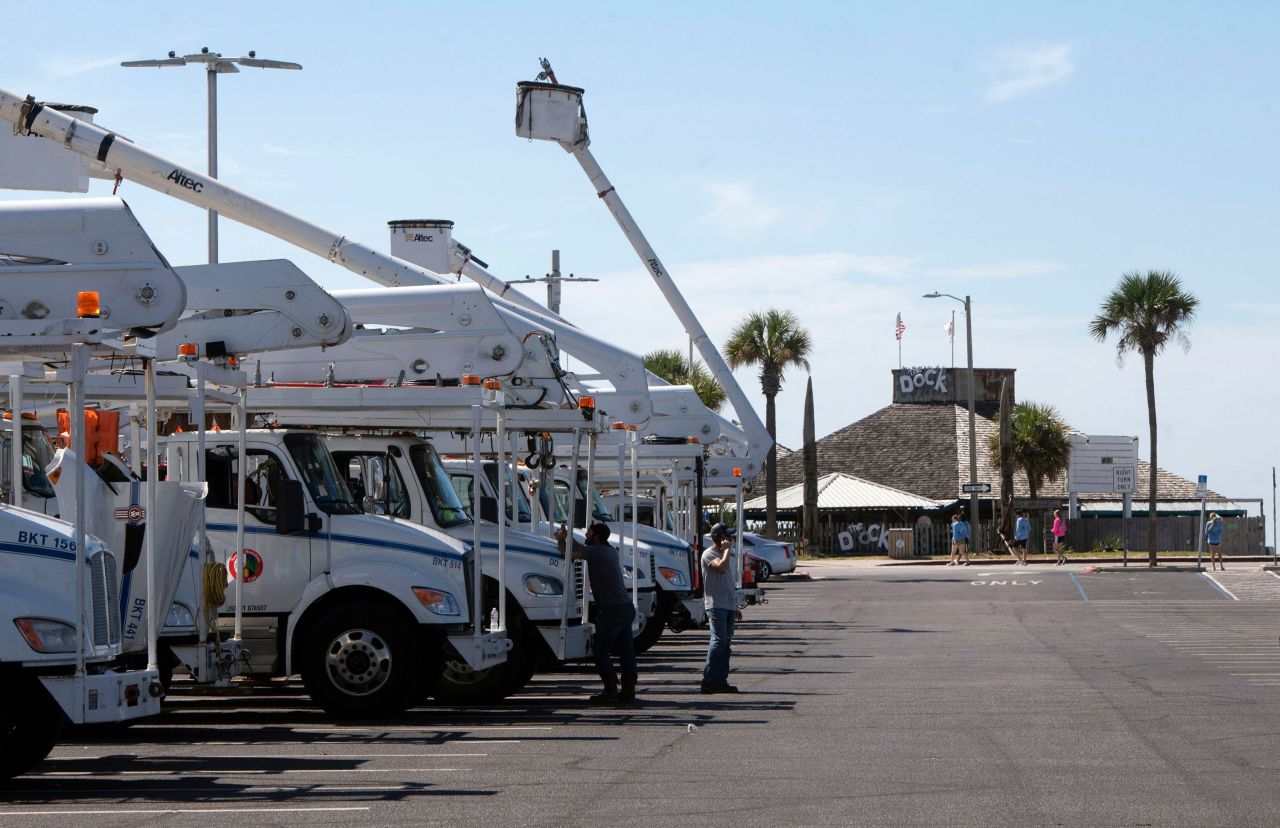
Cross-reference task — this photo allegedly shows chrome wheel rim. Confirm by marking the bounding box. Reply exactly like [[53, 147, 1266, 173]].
[[324, 629, 392, 696]]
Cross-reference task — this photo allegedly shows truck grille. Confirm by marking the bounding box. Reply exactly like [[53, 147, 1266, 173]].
[[90, 550, 121, 647], [648, 546, 657, 582]]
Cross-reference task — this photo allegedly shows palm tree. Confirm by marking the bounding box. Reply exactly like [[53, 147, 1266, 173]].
[[642, 349, 726, 412], [1090, 270, 1199, 566], [986, 401, 1072, 499], [723, 309, 812, 537]]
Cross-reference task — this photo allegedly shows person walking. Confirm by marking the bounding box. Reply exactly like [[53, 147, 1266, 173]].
[[1012, 510, 1031, 566], [701, 523, 739, 694], [1052, 509, 1068, 565], [555, 521, 638, 705], [947, 512, 971, 566], [1205, 512, 1225, 571]]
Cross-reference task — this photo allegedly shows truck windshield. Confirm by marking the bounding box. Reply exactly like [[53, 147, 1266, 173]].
[[282, 433, 361, 515], [409, 444, 470, 529], [483, 462, 532, 524]]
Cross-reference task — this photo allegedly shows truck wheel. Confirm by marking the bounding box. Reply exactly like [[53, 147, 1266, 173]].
[[430, 603, 536, 704], [633, 601, 666, 653], [0, 675, 63, 780], [299, 602, 423, 718]]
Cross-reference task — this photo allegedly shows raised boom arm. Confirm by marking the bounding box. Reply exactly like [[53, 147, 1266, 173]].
[[514, 79, 771, 479], [0, 87, 651, 423]]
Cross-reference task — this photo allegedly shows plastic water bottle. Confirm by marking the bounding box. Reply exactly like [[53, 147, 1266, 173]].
[[489, 608, 499, 631]]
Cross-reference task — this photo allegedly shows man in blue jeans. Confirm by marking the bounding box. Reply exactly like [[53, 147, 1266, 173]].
[[701, 523, 739, 694], [556, 521, 637, 704]]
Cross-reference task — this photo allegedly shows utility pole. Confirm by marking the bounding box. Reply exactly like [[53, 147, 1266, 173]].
[[122, 48, 301, 263], [507, 250, 598, 316]]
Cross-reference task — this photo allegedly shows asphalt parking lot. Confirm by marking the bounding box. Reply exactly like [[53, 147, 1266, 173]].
[[6, 562, 1280, 826]]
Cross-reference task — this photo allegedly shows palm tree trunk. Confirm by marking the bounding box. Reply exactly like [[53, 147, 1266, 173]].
[[765, 389, 778, 538], [1144, 349, 1158, 566]]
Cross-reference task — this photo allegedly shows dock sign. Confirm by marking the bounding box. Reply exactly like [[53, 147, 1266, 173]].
[[1113, 466, 1135, 493], [1196, 475, 1207, 499]]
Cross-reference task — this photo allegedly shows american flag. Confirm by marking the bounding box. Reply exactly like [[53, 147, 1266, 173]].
[[895, 313, 905, 341]]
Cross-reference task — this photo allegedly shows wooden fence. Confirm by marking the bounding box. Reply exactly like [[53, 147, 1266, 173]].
[[763, 514, 1267, 556]]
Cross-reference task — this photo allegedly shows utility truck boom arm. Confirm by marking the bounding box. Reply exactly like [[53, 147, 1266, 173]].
[[0, 88, 650, 423], [514, 77, 771, 479]]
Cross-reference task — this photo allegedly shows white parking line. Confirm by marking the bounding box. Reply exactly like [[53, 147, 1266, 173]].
[[39, 767, 464, 777], [0, 808, 372, 816]]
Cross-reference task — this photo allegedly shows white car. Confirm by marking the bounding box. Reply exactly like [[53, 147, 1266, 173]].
[[700, 532, 797, 581]]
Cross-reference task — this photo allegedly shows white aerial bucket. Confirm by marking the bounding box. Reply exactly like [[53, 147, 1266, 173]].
[[0, 103, 97, 193], [388, 219, 454, 275], [515, 82, 588, 147]]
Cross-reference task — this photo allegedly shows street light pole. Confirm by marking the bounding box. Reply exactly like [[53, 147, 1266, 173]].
[[206, 64, 218, 264], [122, 48, 302, 264], [963, 294, 978, 546], [926, 292, 980, 547]]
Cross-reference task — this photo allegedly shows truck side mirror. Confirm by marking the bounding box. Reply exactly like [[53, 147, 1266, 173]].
[[479, 496, 499, 523], [574, 500, 587, 529], [276, 479, 306, 535]]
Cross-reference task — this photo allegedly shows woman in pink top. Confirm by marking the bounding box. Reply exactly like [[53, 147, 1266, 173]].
[[1051, 510, 1068, 565]]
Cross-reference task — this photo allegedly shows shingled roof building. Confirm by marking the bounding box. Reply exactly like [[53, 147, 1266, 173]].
[[766, 368, 1254, 554], [774, 367, 1211, 505]]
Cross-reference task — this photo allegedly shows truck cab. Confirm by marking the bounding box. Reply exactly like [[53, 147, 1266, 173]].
[[163, 428, 499, 717], [325, 433, 592, 703]]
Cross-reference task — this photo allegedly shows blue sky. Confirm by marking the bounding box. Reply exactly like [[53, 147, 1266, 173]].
[[3, 1, 1278, 513]]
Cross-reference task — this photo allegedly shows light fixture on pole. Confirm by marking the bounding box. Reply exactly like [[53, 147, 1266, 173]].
[[925, 291, 979, 542], [506, 250, 598, 316], [122, 48, 302, 265]]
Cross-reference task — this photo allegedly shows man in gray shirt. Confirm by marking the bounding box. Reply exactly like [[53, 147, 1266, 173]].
[[556, 521, 637, 704], [701, 523, 739, 694]]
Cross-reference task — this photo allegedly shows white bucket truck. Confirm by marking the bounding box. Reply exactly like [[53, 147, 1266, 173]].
[[0, 198, 188, 778], [213, 381, 599, 703], [163, 425, 504, 716]]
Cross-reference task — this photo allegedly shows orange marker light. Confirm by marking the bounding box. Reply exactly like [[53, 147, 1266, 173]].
[[687, 436, 700, 444], [77, 291, 101, 319], [483, 379, 502, 390], [461, 374, 481, 386], [178, 343, 198, 358], [732, 467, 742, 477], [578, 396, 596, 409]]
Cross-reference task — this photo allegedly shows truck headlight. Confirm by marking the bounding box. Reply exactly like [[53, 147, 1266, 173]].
[[657, 567, 687, 587], [525, 574, 564, 596], [412, 587, 462, 616], [164, 602, 195, 629], [15, 618, 78, 653]]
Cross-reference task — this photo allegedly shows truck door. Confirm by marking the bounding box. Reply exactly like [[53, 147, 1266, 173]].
[[205, 444, 311, 614], [333, 452, 414, 521]]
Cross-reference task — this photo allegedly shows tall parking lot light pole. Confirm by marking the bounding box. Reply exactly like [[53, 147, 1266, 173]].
[[122, 48, 301, 264], [925, 292, 979, 541]]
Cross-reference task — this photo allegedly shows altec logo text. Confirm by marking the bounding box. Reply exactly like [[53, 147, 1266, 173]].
[[404, 233, 435, 242], [166, 170, 204, 192]]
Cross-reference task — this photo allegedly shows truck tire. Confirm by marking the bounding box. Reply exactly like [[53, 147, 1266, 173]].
[[299, 602, 423, 718], [633, 598, 666, 653], [430, 601, 537, 705], [0, 674, 63, 780]]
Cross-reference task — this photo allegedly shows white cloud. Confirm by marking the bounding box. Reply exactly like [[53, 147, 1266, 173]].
[[41, 54, 130, 79], [984, 44, 1075, 103], [697, 181, 782, 235]]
